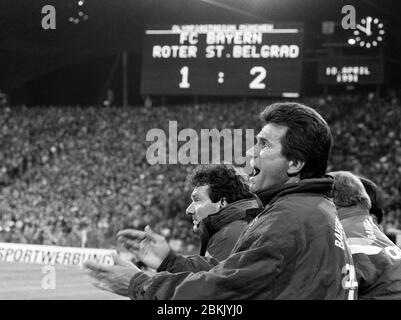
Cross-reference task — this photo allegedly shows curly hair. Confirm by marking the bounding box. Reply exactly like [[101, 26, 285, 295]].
[[188, 164, 253, 204]]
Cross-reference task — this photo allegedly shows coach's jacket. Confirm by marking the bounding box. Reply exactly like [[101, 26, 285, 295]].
[[157, 198, 262, 273], [128, 177, 357, 300], [338, 205, 401, 300]]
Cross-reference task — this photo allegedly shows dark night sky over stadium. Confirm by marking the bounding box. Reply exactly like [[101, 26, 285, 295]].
[[1, 0, 401, 105]]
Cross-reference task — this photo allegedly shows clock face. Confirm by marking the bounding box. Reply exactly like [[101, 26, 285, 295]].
[[348, 16, 385, 48]]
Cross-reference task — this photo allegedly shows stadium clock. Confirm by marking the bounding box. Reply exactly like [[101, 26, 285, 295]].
[[348, 16, 385, 48]]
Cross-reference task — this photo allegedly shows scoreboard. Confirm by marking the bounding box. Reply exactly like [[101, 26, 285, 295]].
[[318, 56, 384, 85], [140, 23, 304, 97]]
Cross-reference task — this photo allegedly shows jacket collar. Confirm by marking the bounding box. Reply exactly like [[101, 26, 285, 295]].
[[198, 197, 261, 256], [256, 176, 334, 207], [337, 205, 369, 220], [201, 197, 260, 234]]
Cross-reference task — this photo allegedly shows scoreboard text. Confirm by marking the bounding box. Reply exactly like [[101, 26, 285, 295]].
[[141, 24, 304, 97], [318, 56, 384, 85]]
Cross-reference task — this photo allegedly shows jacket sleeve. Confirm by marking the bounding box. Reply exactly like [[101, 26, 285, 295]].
[[128, 208, 298, 300], [157, 250, 219, 273], [129, 243, 287, 300]]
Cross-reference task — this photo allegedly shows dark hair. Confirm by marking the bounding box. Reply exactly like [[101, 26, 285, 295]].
[[359, 176, 384, 224], [260, 102, 333, 179], [188, 164, 253, 203]]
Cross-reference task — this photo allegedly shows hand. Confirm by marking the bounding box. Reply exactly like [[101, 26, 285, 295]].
[[84, 252, 140, 296], [117, 225, 170, 270]]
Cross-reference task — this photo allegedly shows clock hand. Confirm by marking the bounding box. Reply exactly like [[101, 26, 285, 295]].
[[356, 24, 368, 34], [366, 17, 372, 36]]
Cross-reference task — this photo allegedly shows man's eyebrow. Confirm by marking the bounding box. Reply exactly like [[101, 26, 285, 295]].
[[256, 135, 271, 143]]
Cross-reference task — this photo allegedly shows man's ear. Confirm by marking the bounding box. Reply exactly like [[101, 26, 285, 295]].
[[287, 160, 305, 176], [220, 198, 228, 208]]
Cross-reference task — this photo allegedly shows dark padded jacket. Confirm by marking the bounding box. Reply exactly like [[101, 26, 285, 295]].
[[129, 178, 357, 300], [157, 198, 262, 273], [338, 205, 401, 300]]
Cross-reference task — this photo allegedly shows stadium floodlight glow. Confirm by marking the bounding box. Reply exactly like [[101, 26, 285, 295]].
[[282, 92, 300, 98], [78, 1, 84, 6], [348, 39, 356, 45], [197, 0, 264, 21], [145, 28, 300, 35]]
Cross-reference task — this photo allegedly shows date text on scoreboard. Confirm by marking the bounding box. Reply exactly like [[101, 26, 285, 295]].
[[318, 56, 384, 85]]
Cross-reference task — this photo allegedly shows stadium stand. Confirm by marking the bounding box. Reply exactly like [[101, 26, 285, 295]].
[[0, 93, 400, 252]]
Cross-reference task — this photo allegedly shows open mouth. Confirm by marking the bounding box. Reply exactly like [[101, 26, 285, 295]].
[[192, 219, 199, 232], [192, 218, 200, 228], [250, 167, 261, 178]]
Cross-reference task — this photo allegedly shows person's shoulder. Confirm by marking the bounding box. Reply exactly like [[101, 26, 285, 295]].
[[220, 220, 247, 238], [268, 193, 321, 213], [264, 193, 336, 227], [208, 222, 247, 260], [209, 220, 246, 243], [286, 190, 333, 207]]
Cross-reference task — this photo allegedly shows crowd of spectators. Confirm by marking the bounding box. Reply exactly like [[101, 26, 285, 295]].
[[0, 93, 400, 252]]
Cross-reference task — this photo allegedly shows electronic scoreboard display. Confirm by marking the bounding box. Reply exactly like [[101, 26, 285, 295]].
[[141, 23, 304, 97], [318, 56, 384, 85]]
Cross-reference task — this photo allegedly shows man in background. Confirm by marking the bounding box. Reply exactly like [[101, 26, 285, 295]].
[[118, 164, 261, 272], [359, 176, 384, 230], [331, 171, 401, 299]]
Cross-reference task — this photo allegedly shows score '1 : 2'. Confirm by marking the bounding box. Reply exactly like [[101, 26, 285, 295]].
[[179, 66, 267, 90]]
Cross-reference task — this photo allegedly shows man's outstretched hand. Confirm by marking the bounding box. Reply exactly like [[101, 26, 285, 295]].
[[117, 225, 170, 270], [84, 252, 140, 297]]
